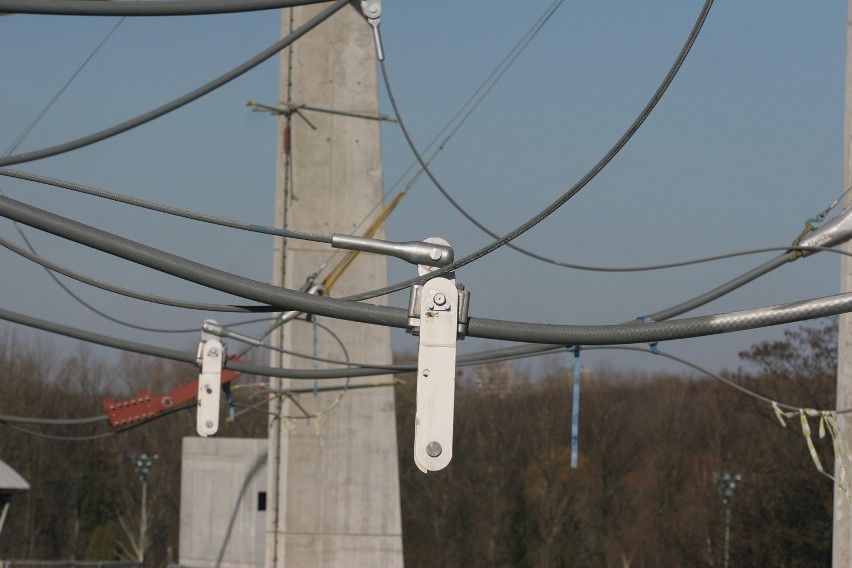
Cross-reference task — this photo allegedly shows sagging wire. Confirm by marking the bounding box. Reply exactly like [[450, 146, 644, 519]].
[[0, 0, 350, 167], [286, 0, 566, 290], [0, 0, 329, 16], [0, 236, 276, 313], [347, 0, 716, 302], [236, 317, 356, 422], [0, 18, 194, 334], [0, 168, 333, 244], [586, 344, 852, 516]]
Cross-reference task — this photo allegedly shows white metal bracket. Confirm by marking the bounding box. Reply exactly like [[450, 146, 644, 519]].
[[329, 232, 468, 472], [411, 277, 458, 472], [196, 319, 225, 437], [406, 237, 469, 473]]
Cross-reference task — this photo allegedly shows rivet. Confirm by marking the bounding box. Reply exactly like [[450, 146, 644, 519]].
[[426, 441, 442, 457]]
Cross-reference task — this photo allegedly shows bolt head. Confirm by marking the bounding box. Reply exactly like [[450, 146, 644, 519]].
[[426, 441, 442, 457], [208, 347, 219, 356], [205, 420, 214, 428], [422, 369, 430, 377], [433, 293, 446, 306]]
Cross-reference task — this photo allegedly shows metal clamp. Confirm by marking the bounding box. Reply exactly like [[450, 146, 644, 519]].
[[359, 0, 384, 61], [405, 238, 469, 473], [196, 319, 226, 437]]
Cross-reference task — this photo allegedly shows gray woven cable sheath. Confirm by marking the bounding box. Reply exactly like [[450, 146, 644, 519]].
[[644, 254, 790, 322], [0, 194, 405, 328], [468, 292, 852, 345], [4, 194, 852, 346], [0, 306, 558, 378], [0, 307, 397, 379], [0, 0, 327, 16], [0, 236, 274, 312], [0, 0, 349, 166]]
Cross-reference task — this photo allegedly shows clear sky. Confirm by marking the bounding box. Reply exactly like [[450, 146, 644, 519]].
[[0, 1, 847, 380]]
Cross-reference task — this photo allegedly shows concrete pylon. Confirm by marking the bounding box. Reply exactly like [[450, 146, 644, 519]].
[[265, 4, 404, 567], [834, 2, 852, 566]]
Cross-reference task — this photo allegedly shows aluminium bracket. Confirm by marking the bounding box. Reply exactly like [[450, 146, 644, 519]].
[[195, 319, 226, 437], [328, 233, 468, 472], [194, 319, 268, 436], [405, 237, 469, 473]]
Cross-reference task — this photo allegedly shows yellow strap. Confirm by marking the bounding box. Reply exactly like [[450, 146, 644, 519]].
[[800, 410, 829, 478], [323, 191, 406, 294], [772, 401, 787, 427], [772, 402, 851, 519]]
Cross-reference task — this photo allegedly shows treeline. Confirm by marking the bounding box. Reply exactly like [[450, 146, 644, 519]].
[[0, 321, 841, 567], [397, 322, 837, 567], [0, 333, 267, 566]]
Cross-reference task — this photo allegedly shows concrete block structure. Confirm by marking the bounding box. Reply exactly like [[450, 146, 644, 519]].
[[179, 438, 268, 568]]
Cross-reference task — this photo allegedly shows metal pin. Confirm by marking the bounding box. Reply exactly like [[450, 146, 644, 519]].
[[426, 441, 442, 457]]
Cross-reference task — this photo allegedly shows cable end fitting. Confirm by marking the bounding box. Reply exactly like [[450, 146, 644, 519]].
[[797, 206, 852, 254], [331, 234, 454, 267]]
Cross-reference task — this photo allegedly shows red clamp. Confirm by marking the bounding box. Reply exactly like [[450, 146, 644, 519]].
[[103, 356, 242, 429]]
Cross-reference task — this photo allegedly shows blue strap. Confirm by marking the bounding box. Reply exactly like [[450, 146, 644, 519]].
[[571, 345, 581, 469], [222, 381, 236, 423], [638, 315, 661, 355]]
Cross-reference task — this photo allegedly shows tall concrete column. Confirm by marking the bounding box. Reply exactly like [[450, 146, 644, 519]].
[[265, 5, 403, 567], [834, 2, 852, 566]]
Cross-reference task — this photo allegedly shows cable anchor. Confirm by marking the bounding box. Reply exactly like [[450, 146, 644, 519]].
[[329, 233, 468, 472], [359, 0, 384, 61], [195, 319, 264, 436], [405, 237, 469, 473]]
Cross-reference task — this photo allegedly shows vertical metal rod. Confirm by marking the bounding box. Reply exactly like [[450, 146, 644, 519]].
[[723, 504, 731, 568], [140, 479, 148, 564]]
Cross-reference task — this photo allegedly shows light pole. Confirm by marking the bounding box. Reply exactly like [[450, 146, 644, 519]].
[[129, 452, 158, 564], [714, 471, 742, 568]]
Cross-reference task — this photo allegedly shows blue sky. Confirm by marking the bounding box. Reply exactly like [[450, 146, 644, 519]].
[[0, 1, 847, 379]]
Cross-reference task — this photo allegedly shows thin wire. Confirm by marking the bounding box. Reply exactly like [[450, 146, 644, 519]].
[[582, 345, 851, 415], [4, 342, 845, 440], [4, 20, 126, 156], [0, 0, 328, 16], [0, 0, 350, 167], [347, 0, 715, 301], [0, 168, 332, 243], [1, 236, 278, 313], [269, 318, 353, 420], [0, 413, 106, 425], [248, 316, 406, 370], [305, 0, 566, 281], [224, 317, 277, 328], [0, 18, 194, 333], [0, 423, 115, 441]]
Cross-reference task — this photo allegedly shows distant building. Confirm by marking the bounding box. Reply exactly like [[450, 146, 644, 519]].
[[179, 438, 267, 568], [0, 459, 29, 540]]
